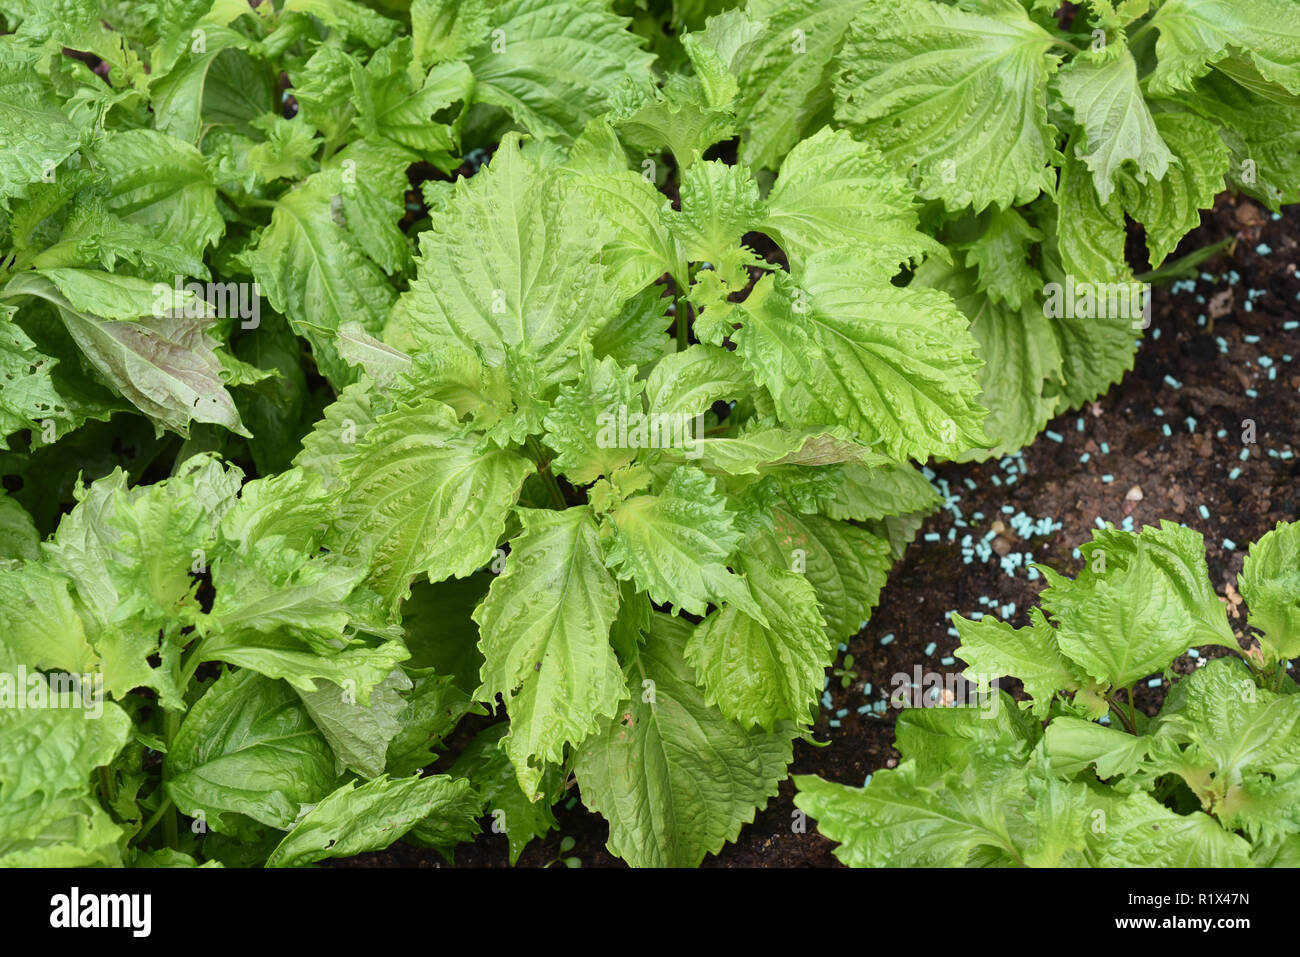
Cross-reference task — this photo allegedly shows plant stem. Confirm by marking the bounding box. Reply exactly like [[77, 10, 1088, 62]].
[[162, 714, 179, 849], [133, 796, 174, 846], [1125, 685, 1138, 731], [98, 765, 116, 806], [1107, 694, 1137, 734], [527, 437, 567, 509], [675, 298, 690, 351]]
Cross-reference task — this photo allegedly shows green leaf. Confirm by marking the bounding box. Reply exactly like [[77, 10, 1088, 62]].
[[151, 32, 264, 143], [697, 0, 865, 170], [96, 128, 224, 259], [293, 380, 386, 487], [780, 458, 939, 523], [351, 41, 470, 163], [165, 669, 338, 836], [1054, 137, 1134, 284], [242, 168, 395, 386], [282, 0, 400, 47], [680, 427, 869, 477], [42, 456, 241, 705], [1178, 69, 1300, 212], [399, 576, 491, 691], [297, 669, 412, 778], [670, 158, 764, 280], [210, 548, 390, 661], [6, 272, 247, 437], [385, 669, 480, 775], [834, 0, 1059, 211], [543, 346, 642, 485], [473, 506, 626, 800], [327, 138, 417, 277], [288, 44, 359, 144], [561, 140, 687, 293], [334, 398, 533, 606], [411, 0, 491, 67], [1119, 111, 1228, 266], [0, 40, 83, 200], [30, 268, 191, 321], [1043, 716, 1150, 779], [402, 778, 487, 860], [1145, 0, 1300, 97], [762, 126, 941, 275], [962, 207, 1044, 311], [465, 0, 656, 142], [764, 506, 890, 641], [644, 344, 750, 416], [609, 73, 736, 169], [200, 629, 412, 701], [708, 257, 988, 461], [575, 614, 794, 867], [955, 608, 1079, 718], [0, 686, 131, 867], [1057, 43, 1173, 204], [1152, 659, 1300, 801], [687, 554, 829, 728], [1239, 520, 1300, 660], [388, 135, 613, 383], [794, 752, 1086, 867], [1039, 521, 1236, 688], [602, 466, 753, 618], [0, 491, 38, 560], [266, 773, 477, 867], [0, 308, 71, 449], [449, 723, 562, 865], [246, 115, 322, 183], [917, 257, 1062, 458], [1085, 790, 1252, 866]]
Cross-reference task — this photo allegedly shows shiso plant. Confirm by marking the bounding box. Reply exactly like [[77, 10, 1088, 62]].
[[795, 521, 1300, 868], [0, 0, 1297, 868]]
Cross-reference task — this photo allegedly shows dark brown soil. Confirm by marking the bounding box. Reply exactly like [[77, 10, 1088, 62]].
[[337, 194, 1300, 869]]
